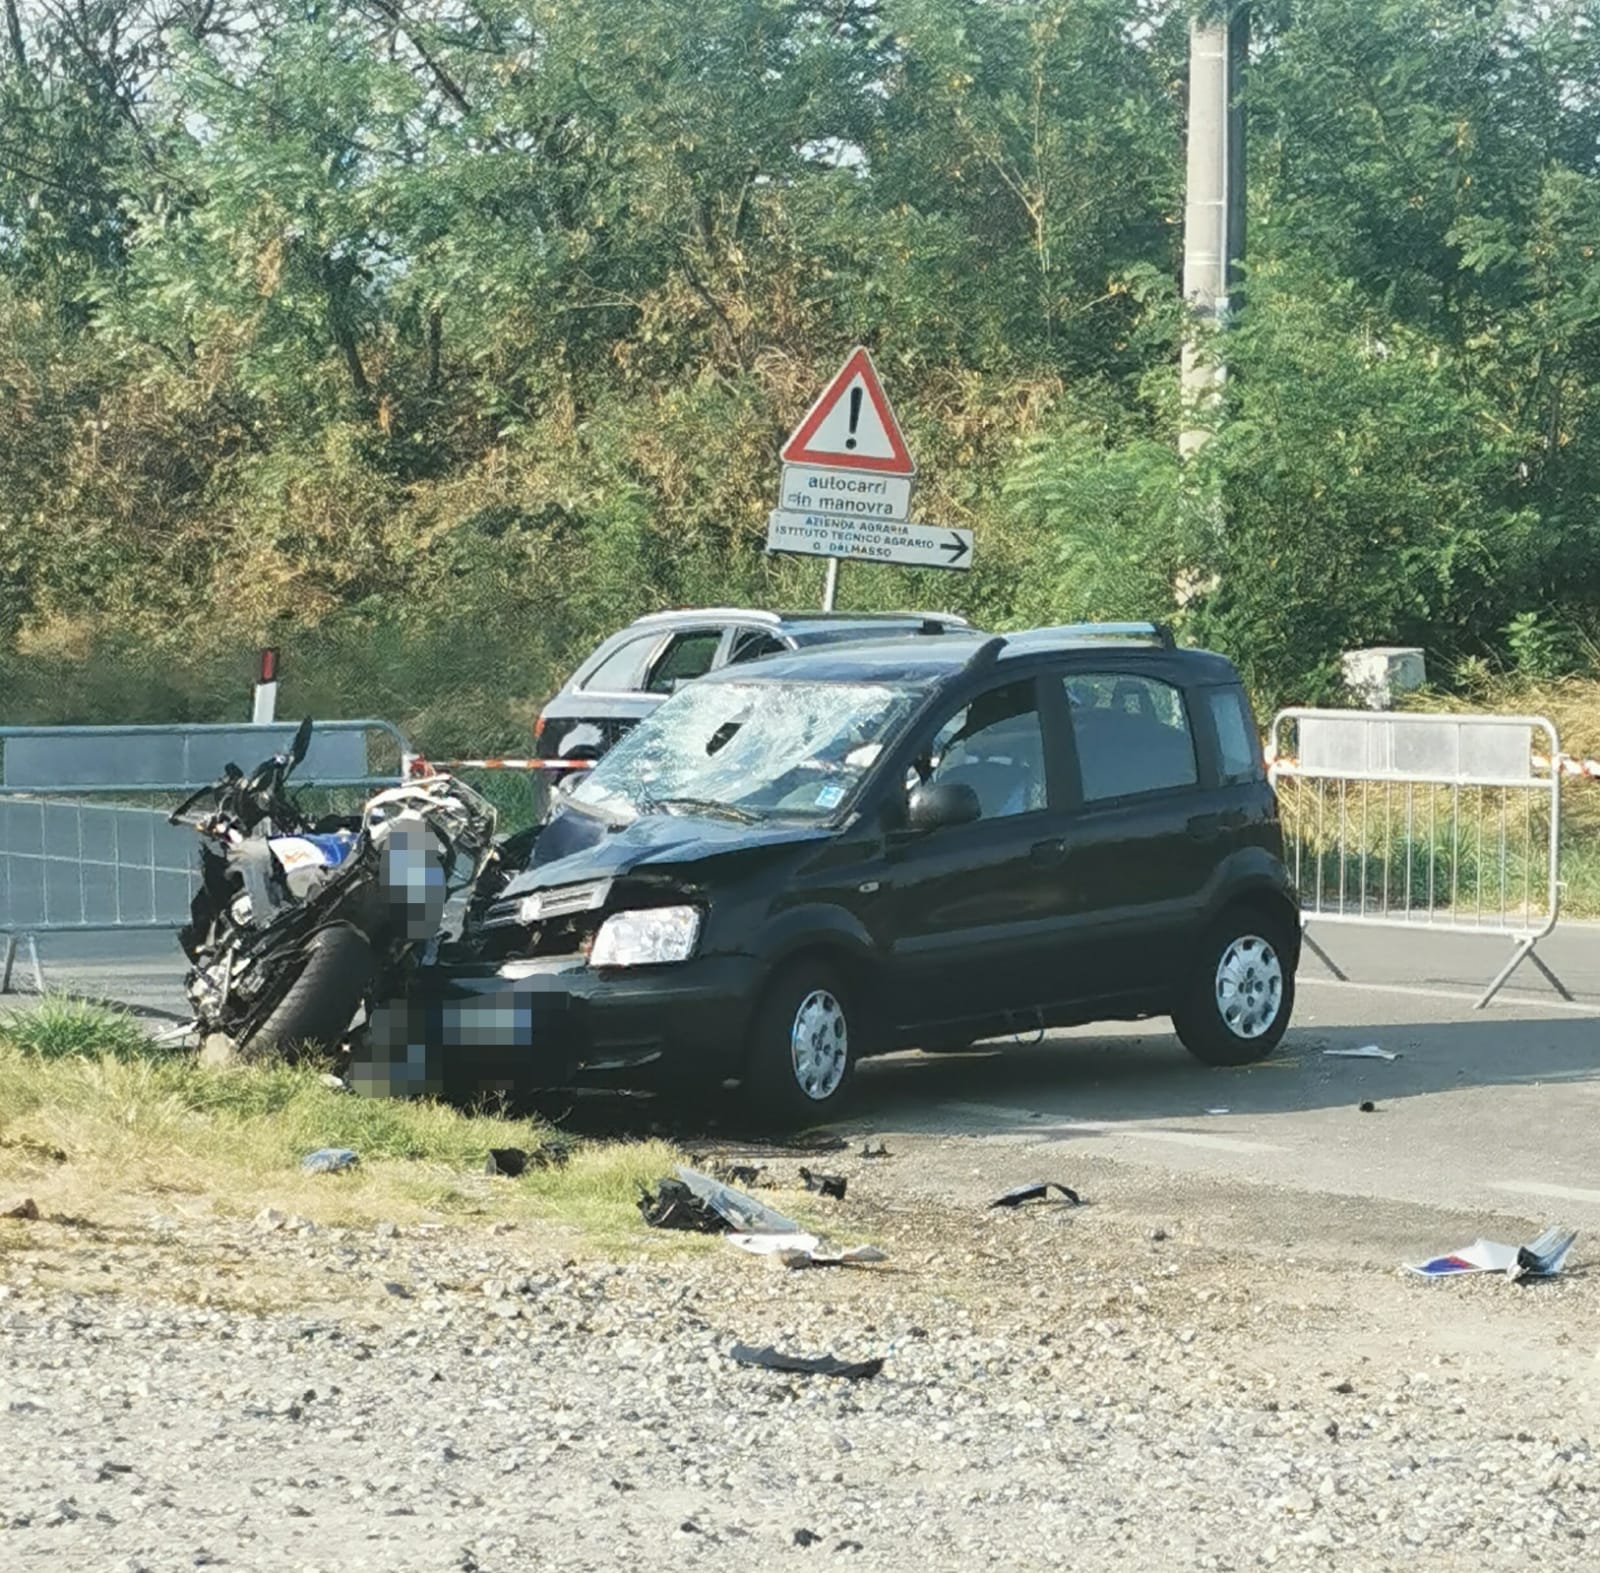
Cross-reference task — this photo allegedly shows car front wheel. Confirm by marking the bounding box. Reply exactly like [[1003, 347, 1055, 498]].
[[745, 960, 857, 1125], [1173, 910, 1295, 1066]]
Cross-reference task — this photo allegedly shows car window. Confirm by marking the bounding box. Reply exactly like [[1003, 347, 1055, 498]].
[[1064, 673, 1198, 801], [912, 680, 1047, 820], [581, 633, 659, 693], [1208, 685, 1262, 784], [645, 629, 724, 694], [729, 630, 787, 664], [571, 680, 923, 822]]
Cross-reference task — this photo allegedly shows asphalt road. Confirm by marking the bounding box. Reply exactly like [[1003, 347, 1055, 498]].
[[4, 918, 1597, 1259]]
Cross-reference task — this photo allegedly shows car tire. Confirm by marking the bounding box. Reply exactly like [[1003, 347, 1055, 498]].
[[1172, 908, 1295, 1067], [744, 960, 857, 1125], [242, 923, 376, 1064]]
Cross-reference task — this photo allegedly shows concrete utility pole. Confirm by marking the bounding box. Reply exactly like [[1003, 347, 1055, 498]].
[[1180, 3, 1248, 460]]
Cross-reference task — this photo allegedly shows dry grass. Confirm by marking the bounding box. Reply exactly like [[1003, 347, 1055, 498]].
[[0, 1001, 680, 1248]]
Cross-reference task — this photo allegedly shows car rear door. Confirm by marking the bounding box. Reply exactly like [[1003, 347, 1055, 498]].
[[878, 672, 1077, 1035], [1048, 667, 1218, 1004]]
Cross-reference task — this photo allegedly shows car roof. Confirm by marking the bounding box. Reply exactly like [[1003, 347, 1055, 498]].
[[698, 627, 1243, 688], [627, 607, 969, 634]]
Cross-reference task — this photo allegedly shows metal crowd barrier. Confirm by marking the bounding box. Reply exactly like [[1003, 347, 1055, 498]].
[[1268, 708, 1567, 1008], [0, 719, 412, 994]]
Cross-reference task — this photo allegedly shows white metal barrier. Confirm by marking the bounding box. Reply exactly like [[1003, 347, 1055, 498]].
[[1268, 708, 1568, 1008], [0, 719, 412, 993]]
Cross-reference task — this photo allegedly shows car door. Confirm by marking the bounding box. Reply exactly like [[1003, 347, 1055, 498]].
[[879, 673, 1075, 1035], [1050, 668, 1216, 1003]]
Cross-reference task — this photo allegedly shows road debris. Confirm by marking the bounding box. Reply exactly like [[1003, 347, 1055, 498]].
[[1405, 1225, 1576, 1280], [319, 1072, 349, 1092], [1205, 1107, 1230, 1116], [673, 1165, 801, 1233], [1324, 1044, 1400, 1061], [860, 1140, 891, 1159], [2, 1197, 40, 1220], [800, 1167, 847, 1200], [300, 1148, 359, 1175], [988, 1182, 1082, 1209], [485, 1148, 527, 1177], [713, 1163, 766, 1188], [1358, 1101, 1377, 1113], [726, 1233, 888, 1269], [637, 1177, 725, 1233], [730, 1342, 884, 1380], [794, 1528, 822, 1547]]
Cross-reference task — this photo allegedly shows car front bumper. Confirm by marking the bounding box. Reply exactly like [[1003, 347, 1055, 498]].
[[356, 952, 762, 1098]]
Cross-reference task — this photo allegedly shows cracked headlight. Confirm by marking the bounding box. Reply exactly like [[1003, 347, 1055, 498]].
[[589, 906, 701, 968]]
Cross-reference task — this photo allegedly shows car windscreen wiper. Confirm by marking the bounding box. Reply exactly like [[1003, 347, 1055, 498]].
[[649, 796, 762, 824]]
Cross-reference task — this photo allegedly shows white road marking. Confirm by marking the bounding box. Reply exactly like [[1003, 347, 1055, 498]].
[[1487, 1180, 1600, 1208], [937, 1101, 1283, 1155], [1299, 976, 1599, 1016]]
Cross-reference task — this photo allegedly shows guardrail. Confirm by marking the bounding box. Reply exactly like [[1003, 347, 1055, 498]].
[[1268, 707, 1569, 1008], [0, 719, 411, 994]]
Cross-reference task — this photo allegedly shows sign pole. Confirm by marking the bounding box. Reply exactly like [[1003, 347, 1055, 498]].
[[821, 556, 840, 611]]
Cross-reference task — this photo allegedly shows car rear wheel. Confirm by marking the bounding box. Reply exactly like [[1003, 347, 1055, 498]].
[[744, 960, 856, 1125], [1172, 910, 1294, 1066]]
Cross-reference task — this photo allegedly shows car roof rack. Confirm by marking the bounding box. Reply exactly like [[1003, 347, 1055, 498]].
[[631, 607, 783, 626], [1003, 621, 1177, 650]]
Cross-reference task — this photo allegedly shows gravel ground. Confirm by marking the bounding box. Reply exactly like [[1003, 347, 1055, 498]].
[[4, 1152, 1600, 1573]]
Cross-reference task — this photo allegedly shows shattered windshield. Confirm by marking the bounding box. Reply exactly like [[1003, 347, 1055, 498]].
[[570, 681, 921, 823]]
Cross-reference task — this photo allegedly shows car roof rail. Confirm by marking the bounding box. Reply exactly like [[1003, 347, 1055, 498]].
[[1010, 621, 1177, 650], [632, 607, 781, 626], [776, 609, 968, 625], [965, 635, 1008, 670]]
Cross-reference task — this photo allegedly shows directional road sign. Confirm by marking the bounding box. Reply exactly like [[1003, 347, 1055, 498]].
[[766, 509, 973, 572]]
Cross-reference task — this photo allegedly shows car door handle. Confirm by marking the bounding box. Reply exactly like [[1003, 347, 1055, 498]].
[[1031, 838, 1067, 865]]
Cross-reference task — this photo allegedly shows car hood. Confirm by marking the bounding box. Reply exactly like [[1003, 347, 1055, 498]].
[[499, 806, 831, 899]]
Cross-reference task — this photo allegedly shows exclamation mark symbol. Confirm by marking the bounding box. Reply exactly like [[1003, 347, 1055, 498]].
[[845, 385, 863, 449]]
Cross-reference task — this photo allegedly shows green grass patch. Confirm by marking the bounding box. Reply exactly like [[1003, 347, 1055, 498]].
[[0, 1005, 679, 1242]]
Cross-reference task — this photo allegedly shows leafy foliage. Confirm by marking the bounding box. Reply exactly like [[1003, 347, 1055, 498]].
[[1, 0, 1598, 742]]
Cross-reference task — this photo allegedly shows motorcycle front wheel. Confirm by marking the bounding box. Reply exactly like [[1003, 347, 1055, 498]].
[[242, 922, 376, 1063]]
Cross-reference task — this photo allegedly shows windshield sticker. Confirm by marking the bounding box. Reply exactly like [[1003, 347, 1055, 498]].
[[816, 783, 846, 809]]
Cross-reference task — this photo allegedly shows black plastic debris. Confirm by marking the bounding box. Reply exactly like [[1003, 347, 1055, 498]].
[[794, 1528, 822, 1547], [637, 1178, 727, 1233], [988, 1181, 1082, 1209], [485, 1148, 528, 1177], [799, 1167, 847, 1200], [2, 1197, 40, 1221], [730, 1342, 884, 1381], [716, 1163, 766, 1188], [1358, 1101, 1377, 1113], [859, 1140, 891, 1160]]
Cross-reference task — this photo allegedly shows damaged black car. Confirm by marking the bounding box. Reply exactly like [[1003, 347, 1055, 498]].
[[366, 622, 1299, 1122]]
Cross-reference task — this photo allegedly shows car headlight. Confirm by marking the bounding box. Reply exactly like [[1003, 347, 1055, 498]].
[[589, 906, 701, 968]]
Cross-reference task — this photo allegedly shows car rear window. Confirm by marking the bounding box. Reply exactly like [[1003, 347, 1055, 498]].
[[1064, 673, 1198, 801], [581, 633, 658, 693], [1208, 684, 1263, 784]]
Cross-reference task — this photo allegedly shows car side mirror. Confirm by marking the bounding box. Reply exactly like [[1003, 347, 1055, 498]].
[[906, 781, 981, 832]]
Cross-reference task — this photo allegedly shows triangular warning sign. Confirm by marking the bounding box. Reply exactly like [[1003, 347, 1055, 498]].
[[781, 347, 915, 475]]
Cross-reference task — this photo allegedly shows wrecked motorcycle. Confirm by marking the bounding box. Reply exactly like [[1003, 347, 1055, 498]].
[[170, 718, 497, 1061]]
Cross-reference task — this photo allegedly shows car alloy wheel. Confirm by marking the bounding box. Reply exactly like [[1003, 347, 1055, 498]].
[[1213, 934, 1283, 1040], [790, 988, 849, 1101]]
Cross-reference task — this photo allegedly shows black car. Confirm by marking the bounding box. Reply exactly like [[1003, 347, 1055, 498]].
[[415, 623, 1299, 1121], [534, 607, 970, 766]]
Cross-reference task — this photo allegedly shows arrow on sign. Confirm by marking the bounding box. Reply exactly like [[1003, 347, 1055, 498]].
[[941, 532, 970, 564]]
